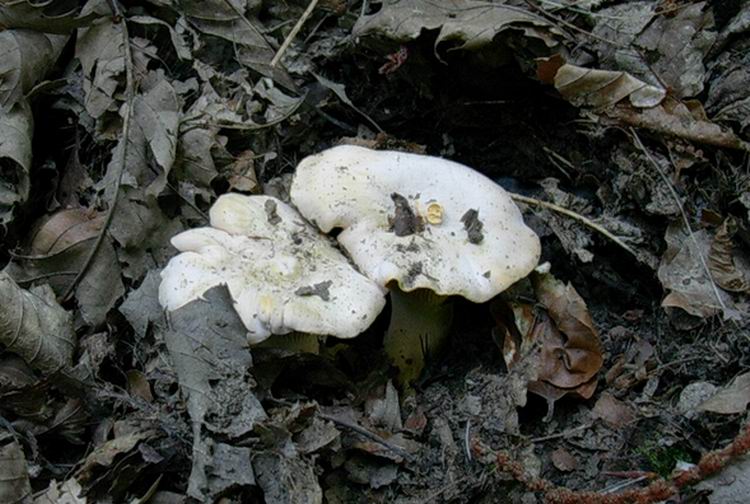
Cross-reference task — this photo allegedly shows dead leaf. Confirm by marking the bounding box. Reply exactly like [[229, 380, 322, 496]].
[[164, 286, 267, 501], [699, 372, 750, 415], [75, 430, 154, 484], [592, 393, 635, 428], [7, 208, 125, 326], [127, 370, 153, 403], [0, 354, 51, 419], [181, 0, 295, 91], [0, 0, 107, 34], [118, 269, 165, 339], [592, 2, 715, 99], [658, 221, 737, 319], [76, 17, 125, 123], [354, 0, 559, 58], [0, 436, 31, 503], [34, 478, 86, 504], [492, 271, 603, 416], [539, 55, 666, 109], [550, 447, 578, 472], [0, 100, 32, 225], [253, 452, 322, 504], [0, 270, 76, 375], [226, 150, 260, 193], [0, 29, 67, 109], [708, 217, 750, 293]]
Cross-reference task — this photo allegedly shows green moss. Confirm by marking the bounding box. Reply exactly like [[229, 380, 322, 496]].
[[636, 440, 693, 478]]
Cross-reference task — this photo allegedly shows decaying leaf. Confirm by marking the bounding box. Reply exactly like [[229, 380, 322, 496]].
[[165, 286, 267, 501], [492, 271, 603, 416], [34, 478, 86, 504], [75, 430, 154, 485], [0, 270, 76, 375], [76, 16, 125, 124], [538, 55, 666, 109], [354, 0, 559, 58], [0, 436, 31, 503], [0, 29, 67, 109], [591, 392, 635, 428], [0, 100, 32, 224], [708, 217, 750, 293], [591, 1, 715, 99], [7, 208, 125, 326], [0, 354, 51, 419], [181, 0, 295, 90], [538, 57, 749, 151], [0, 0, 108, 34], [658, 221, 737, 319], [698, 372, 750, 415]]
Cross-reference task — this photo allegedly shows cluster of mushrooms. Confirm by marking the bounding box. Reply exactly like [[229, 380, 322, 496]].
[[159, 145, 541, 384]]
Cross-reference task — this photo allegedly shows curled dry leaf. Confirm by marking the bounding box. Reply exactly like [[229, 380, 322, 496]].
[[538, 56, 750, 152], [0, 28, 67, 109], [0, 271, 76, 376], [7, 208, 124, 326], [708, 217, 750, 293], [492, 272, 603, 415]]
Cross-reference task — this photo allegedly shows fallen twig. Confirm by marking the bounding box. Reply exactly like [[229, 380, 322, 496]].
[[271, 0, 319, 67], [495, 421, 750, 504], [509, 193, 639, 260], [63, 3, 134, 302], [320, 413, 415, 463]]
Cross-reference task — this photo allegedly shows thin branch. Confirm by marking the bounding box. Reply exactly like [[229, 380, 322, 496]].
[[63, 5, 134, 301], [271, 0, 319, 67], [320, 413, 415, 463], [509, 193, 639, 259]]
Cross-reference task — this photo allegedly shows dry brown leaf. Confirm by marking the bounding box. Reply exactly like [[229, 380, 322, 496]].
[[592, 392, 635, 428], [538, 55, 665, 109], [708, 217, 750, 293], [0, 0, 107, 33], [699, 372, 750, 415], [75, 430, 154, 484], [7, 208, 125, 326], [33, 478, 86, 504], [550, 447, 578, 472], [492, 272, 603, 414], [538, 57, 749, 152], [658, 221, 737, 319]]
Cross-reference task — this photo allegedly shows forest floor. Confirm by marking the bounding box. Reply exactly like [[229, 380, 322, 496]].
[[1, 1, 749, 503]]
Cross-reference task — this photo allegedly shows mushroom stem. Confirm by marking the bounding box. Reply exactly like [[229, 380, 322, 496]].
[[253, 332, 321, 354], [383, 286, 453, 385]]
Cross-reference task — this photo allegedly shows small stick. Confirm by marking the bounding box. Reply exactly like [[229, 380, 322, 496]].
[[63, 3, 134, 301], [320, 413, 415, 463], [271, 0, 319, 67], [509, 193, 639, 259]]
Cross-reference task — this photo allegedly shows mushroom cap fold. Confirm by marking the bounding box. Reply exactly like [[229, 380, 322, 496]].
[[159, 194, 386, 344], [290, 146, 541, 302]]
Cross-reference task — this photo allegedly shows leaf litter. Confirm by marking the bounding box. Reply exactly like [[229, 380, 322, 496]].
[[1, 0, 750, 502]]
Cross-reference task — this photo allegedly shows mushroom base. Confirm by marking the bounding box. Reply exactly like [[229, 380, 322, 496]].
[[383, 286, 454, 386], [252, 331, 321, 354]]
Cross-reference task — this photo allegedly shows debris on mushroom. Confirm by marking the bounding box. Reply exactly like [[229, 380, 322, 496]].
[[290, 145, 541, 383], [158, 193, 387, 348]]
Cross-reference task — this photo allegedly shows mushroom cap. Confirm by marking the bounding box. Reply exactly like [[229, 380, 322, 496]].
[[158, 193, 386, 344], [290, 145, 541, 302]]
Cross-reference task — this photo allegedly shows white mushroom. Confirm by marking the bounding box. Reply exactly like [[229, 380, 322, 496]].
[[159, 193, 386, 347], [290, 145, 541, 382]]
